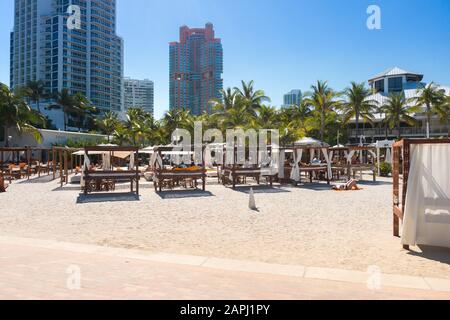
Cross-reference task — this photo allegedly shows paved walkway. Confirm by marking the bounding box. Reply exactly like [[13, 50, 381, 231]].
[[1, 236, 450, 300]]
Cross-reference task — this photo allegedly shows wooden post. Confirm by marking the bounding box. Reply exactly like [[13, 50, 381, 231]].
[[52, 148, 56, 180], [64, 150, 68, 185], [0, 149, 3, 179], [84, 149, 88, 195], [59, 150, 63, 186], [27, 147, 31, 180], [202, 147, 206, 191], [135, 149, 139, 195], [393, 145, 400, 237]]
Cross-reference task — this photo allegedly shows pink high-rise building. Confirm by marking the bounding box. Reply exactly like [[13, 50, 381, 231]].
[[169, 23, 223, 115]]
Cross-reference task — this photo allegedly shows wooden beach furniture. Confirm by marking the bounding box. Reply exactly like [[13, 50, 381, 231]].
[[152, 146, 206, 192], [221, 145, 278, 189], [289, 138, 332, 185], [0, 176, 8, 192], [330, 145, 377, 182], [82, 146, 140, 196], [0, 147, 52, 181]]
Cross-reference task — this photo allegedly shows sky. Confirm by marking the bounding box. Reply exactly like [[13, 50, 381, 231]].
[[1, 0, 450, 119]]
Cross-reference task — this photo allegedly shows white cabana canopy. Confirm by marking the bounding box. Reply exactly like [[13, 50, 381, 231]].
[[294, 137, 330, 148]]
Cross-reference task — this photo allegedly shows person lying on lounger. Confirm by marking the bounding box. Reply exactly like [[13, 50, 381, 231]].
[[332, 179, 359, 191]]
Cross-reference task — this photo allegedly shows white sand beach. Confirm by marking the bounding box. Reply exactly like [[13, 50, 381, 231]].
[[1, 175, 449, 280]]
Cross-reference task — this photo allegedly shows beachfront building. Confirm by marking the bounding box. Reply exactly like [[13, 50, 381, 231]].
[[169, 23, 223, 115], [10, 0, 124, 129], [348, 67, 450, 143], [282, 90, 302, 108], [124, 78, 154, 115]]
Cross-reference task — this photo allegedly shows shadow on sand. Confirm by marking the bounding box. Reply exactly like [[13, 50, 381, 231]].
[[232, 185, 291, 194], [357, 180, 393, 187], [290, 183, 332, 192], [407, 245, 450, 266], [156, 189, 214, 199], [17, 175, 55, 184], [76, 192, 140, 204]]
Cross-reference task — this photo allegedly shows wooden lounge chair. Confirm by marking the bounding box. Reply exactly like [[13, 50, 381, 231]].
[[0, 176, 8, 193], [332, 179, 360, 191]]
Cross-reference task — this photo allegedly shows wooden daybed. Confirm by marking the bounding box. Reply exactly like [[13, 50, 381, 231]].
[[330, 145, 377, 182], [288, 138, 332, 185], [83, 146, 140, 195], [152, 146, 206, 192], [220, 146, 277, 189], [0, 147, 52, 181]]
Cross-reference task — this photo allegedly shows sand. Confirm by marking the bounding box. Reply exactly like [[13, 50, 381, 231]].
[[1, 174, 449, 279]]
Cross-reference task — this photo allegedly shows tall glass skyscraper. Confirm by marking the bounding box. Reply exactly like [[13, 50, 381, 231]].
[[10, 0, 124, 128], [169, 23, 223, 115]]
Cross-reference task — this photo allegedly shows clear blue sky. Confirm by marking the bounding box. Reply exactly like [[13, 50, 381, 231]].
[[1, 0, 449, 119]]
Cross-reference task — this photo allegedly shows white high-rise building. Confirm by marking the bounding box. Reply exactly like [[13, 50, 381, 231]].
[[10, 0, 124, 129], [124, 78, 154, 115]]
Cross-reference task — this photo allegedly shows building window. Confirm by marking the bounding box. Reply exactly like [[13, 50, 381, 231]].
[[388, 77, 403, 93], [374, 79, 384, 93]]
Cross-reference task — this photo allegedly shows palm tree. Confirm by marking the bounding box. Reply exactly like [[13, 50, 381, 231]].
[[210, 88, 238, 113], [97, 111, 119, 143], [20, 80, 47, 113], [342, 82, 378, 139], [221, 104, 252, 129], [380, 92, 419, 139], [161, 108, 193, 141], [434, 95, 450, 137], [72, 93, 96, 132], [256, 105, 279, 129], [47, 89, 83, 131], [303, 81, 342, 141], [413, 82, 446, 138], [234, 80, 270, 115], [0, 83, 45, 147], [112, 123, 129, 146]]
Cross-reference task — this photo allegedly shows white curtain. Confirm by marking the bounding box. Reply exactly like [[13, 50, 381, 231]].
[[129, 152, 135, 170], [344, 150, 356, 164], [385, 148, 392, 164], [204, 146, 214, 169], [278, 149, 286, 179], [310, 149, 315, 162], [322, 148, 332, 179], [402, 144, 450, 248], [102, 152, 111, 171], [80, 155, 91, 188], [290, 149, 303, 182]]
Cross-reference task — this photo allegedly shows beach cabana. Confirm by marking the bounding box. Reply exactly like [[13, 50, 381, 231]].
[[82, 146, 140, 195], [329, 145, 377, 181], [52, 146, 82, 186], [152, 145, 206, 192], [0, 146, 52, 181], [289, 138, 331, 185], [221, 145, 278, 189], [393, 139, 450, 250]]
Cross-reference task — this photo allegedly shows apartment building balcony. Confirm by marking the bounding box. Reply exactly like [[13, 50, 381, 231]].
[[348, 125, 449, 141]]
